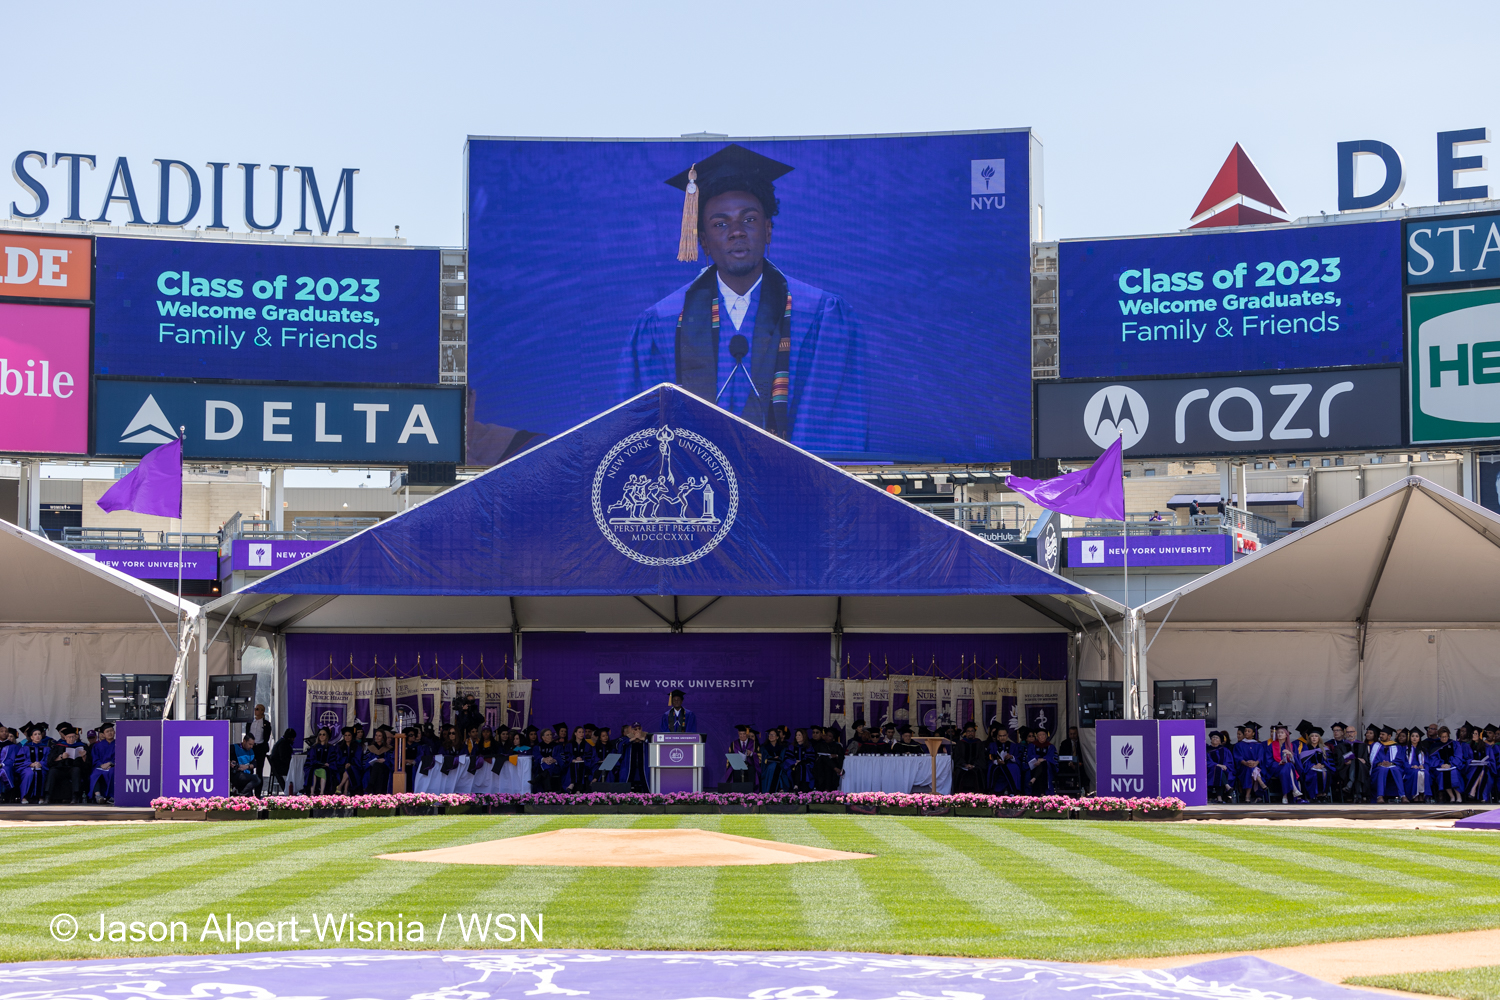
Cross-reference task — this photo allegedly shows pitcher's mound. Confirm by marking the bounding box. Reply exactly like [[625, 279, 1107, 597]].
[[378, 827, 875, 868]]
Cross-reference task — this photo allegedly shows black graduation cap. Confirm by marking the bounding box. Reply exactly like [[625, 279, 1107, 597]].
[[1309, 726, 1324, 736], [1380, 725, 1397, 736], [735, 723, 751, 731], [667, 144, 793, 263], [1241, 720, 1261, 731], [57, 724, 74, 736], [1332, 721, 1348, 728], [1295, 719, 1315, 734], [897, 724, 912, 734], [1462, 720, 1477, 730]]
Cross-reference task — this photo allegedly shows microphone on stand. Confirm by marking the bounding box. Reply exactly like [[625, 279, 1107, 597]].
[[716, 333, 760, 403]]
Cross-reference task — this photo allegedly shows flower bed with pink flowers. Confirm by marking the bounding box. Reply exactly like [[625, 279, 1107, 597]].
[[151, 790, 1185, 818]]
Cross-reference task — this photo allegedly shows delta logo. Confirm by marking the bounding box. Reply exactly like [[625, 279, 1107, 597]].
[[1188, 144, 1288, 229]]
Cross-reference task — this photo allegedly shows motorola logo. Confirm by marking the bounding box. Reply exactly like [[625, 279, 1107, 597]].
[[1083, 385, 1148, 449]]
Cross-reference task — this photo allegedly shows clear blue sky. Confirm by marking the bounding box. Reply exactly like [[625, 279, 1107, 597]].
[[6, 2, 1497, 247]]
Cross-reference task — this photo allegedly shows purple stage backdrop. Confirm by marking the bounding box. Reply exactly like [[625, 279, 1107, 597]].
[[841, 633, 1067, 679], [525, 632, 827, 760], [286, 633, 512, 745]]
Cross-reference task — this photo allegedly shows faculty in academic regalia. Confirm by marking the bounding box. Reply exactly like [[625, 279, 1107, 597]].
[[759, 728, 789, 792], [1207, 731, 1235, 803], [46, 725, 89, 804], [1233, 722, 1271, 803], [89, 722, 117, 804], [1370, 727, 1406, 803], [0, 729, 17, 802], [1466, 725, 1497, 802], [564, 727, 597, 793], [786, 729, 817, 792], [987, 726, 1022, 794], [1023, 729, 1059, 796], [531, 728, 565, 792], [18, 727, 49, 803], [620, 144, 867, 454], [333, 727, 364, 795], [725, 724, 760, 786], [303, 728, 337, 794], [812, 727, 845, 791], [1296, 727, 1332, 802], [1427, 726, 1464, 803], [953, 722, 986, 793], [364, 728, 396, 794]]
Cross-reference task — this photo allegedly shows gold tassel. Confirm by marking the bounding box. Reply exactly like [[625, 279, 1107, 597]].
[[677, 165, 699, 262]]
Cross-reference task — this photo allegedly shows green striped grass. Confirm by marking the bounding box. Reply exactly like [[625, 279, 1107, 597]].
[[0, 816, 1498, 963]]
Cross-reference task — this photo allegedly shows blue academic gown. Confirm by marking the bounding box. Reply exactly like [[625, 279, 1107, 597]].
[[1464, 742, 1496, 801], [563, 741, 596, 791], [1296, 743, 1331, 800], [89, 738, 117, 801], [1207, 745, 1235, 796], [1427, 740, 1464, 793], [759, 742, 789, 792], [0, 742, 18, 796], [784, 743, 817, 791], [987, 740, 1022, 794], [1023, 743, 1059, 795], [1233, 739, 1271, 799], [657, 707, 697, 734], [532, 740, 565, 784], [334, 741, 364, 790], [303, 742, 338, 789], [17, 741, 49, 801], [620, 269, 867, 454], [363, 746, 395, 793], [1370, 741, 1404, 799]]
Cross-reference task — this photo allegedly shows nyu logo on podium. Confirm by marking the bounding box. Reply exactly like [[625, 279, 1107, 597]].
[[1097, 719, 1207, 806]]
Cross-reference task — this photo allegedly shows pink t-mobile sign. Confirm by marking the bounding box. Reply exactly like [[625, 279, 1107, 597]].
[[0, 302, 89, 454]]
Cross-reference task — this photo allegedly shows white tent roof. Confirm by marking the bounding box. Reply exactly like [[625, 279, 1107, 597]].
[[1139, 476, 1500, 626], [0, 520, 188, 627]]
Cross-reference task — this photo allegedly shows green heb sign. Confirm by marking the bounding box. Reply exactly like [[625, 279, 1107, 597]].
[[1410, 286, 1500, 444]]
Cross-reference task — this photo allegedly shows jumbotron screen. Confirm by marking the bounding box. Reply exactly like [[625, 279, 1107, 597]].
[[464, 130, 1037, 465]]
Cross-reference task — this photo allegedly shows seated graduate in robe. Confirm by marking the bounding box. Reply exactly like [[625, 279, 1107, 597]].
[[363, 727, 396, 794], [1394, 728, 1424, 802], [1207, 731, 1235, 803], [1023, 728, 1060, 796], [953, 722, 986, 793], [726, 724, 760, 786], [0, 729, 17, 803], [531, 729, 564, 792], [467, 727, 498, 793], [1466, 725, 1498, 802], [1370, 727, 1406, 802], [1233, 722, 1271, 803], [17, 727, 49, 804], [1427, 726, 1464, 803], [619, 144, 867, 456], [89, 722, 117, 803], [811, 727, 845, 792], [303, 728, 337, 794], [987, 725, 1022, 794], [1263, 723, 1297, 803], [786, 729, 816, 792], [46, 725, 89, 804], [759, 728, 789, 792], [563, 727, 597, 793], [332, 728, 364, 795], [1296, 726, 1332, 802]]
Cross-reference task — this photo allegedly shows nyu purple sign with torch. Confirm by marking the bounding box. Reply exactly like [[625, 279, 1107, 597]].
[[1096, 719, 1206, 805], [113, 721, 162, 808], [161, 720, 230, 798]]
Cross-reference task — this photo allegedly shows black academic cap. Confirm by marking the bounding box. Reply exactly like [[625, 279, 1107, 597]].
[[1241, 721, 1261, 730], [1295, 720, 1315, 734], [735, 723, 751, 730], [1462, 721, 1477, 730], [1381, 725, 1397, 735], [669, 689, 685, 699], [1332, 721, 1348, 728], [897, 724, 912, 734], [667, 144, 793, 262], [1310, 727, 1325, 736], [57, 724, 74, 735], [99, 721, 115, 730]]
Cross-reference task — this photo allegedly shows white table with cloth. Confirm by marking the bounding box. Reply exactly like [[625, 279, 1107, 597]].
[[838, 754, 953, 795]]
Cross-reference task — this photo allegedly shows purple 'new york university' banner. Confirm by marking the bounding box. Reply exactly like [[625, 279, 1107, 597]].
[[527, 633, 827, 761]]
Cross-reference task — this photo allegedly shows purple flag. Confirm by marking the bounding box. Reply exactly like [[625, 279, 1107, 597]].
[[97, 438, 183, 518], [1007, 435, 1124, 520]]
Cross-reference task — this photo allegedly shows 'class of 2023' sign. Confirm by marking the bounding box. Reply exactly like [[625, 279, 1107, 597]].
[[92, 238, 440, 384], [1059, 221, 1402, 379]]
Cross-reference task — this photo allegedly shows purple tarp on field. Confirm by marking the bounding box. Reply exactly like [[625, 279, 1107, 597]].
[[0, 950, 1406, 1000], [1455, 807, 1500, 830]]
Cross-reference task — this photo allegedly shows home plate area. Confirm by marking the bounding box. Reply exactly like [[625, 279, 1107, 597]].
[[0, 950, 1407, 1000]]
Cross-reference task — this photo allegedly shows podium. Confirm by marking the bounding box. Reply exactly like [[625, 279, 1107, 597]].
[[649, 733, 704, 793], [1096, 720, 1207, 806]]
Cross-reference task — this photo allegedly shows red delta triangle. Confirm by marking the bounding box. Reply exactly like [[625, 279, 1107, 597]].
[[1189, 143, 1286, 228]]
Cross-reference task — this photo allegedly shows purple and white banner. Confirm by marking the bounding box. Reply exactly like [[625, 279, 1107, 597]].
[[113, 720, 161, 807], [230, 539, 337, 572], [1097, 718, 1207, 806], [1069, 535, 1231, 568], [75, 550, 218, 580], [0, 950, 1399, 1000]]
